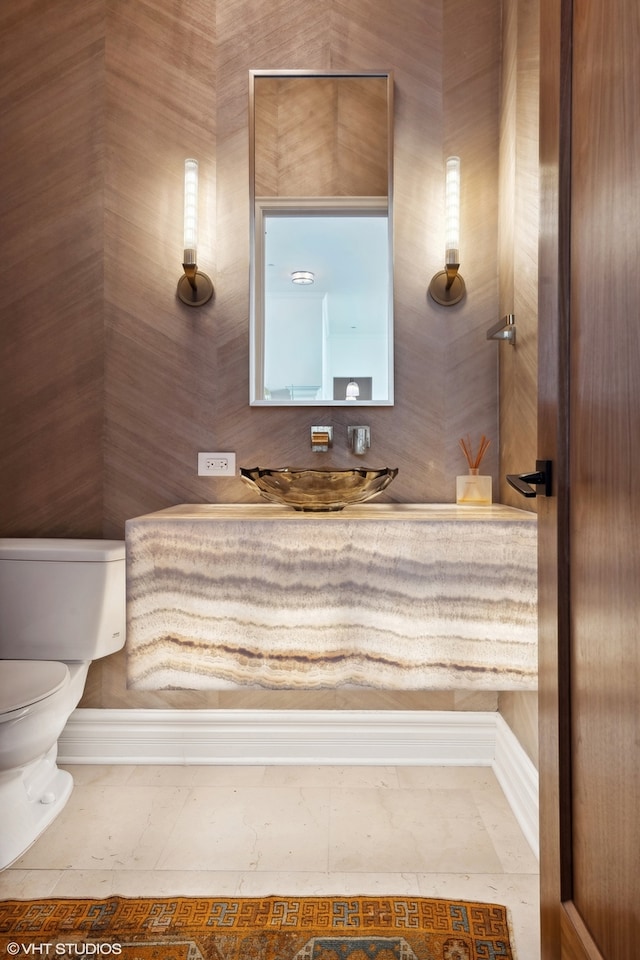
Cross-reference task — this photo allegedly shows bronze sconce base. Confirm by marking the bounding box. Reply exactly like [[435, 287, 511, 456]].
[[428, 268, 466, 306], [177, 266, 214, 306]]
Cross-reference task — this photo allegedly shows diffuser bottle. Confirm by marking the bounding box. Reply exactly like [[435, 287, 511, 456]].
[[456, 435, 492, 505]]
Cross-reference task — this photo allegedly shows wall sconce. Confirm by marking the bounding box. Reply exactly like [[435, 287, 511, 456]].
[[428, 156, 466, 306], [177, 159, 214, 306]]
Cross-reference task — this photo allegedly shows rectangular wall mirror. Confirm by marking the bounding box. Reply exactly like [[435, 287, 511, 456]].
[[249, 71, 394, 406]]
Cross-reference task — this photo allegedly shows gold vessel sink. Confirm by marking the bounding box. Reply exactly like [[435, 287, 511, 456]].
[[239, 466, 399, 512]]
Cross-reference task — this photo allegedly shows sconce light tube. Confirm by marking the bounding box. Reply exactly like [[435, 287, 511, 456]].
[[445, 156, 460, 266], [428, 155, 466, 307], [177, 158, 213, 306], [183, 158, 198, 265]]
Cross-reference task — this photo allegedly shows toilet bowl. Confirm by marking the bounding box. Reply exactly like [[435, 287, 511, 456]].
[[0, 661, 89, 773], [0, 661, 81, 868], [0, 538, 125, 869]]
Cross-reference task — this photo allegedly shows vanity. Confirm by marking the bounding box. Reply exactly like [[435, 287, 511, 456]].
[[125, 503, 537, 692]]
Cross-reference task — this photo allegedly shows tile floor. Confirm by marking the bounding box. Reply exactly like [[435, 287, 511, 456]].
[[0, 763, 540, 958]]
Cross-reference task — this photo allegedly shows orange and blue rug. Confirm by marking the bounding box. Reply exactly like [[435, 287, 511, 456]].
[[0, 895, 514, 959]]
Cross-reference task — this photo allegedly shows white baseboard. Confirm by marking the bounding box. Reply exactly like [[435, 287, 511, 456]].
[[492, 713, 539, 859], [59, 708, 538, 856], [59, 708, 499, 766]]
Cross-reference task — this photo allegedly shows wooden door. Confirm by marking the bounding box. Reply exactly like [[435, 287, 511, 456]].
[[538, 0, 640, 957]]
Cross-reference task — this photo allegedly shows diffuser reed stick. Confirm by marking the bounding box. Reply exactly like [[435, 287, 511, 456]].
[[459, 434, 491, 471]]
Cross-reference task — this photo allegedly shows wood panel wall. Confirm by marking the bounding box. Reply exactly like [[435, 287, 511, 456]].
[[495, 0, 540, 766], [253, 75, 389, 198], [0, 0, 541, 722], [498, 0, 540, 508], [0, 0, 105, 537], [0, 0, 503, 539]]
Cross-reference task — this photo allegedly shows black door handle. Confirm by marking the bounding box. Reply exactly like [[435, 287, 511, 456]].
[[506, 459, 552, 498]]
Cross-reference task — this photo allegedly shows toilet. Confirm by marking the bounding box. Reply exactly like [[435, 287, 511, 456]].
[[0, 538, 126, 869]]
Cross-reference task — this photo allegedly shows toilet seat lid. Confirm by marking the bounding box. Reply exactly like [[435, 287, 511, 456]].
[[0, 660, 69, 712]]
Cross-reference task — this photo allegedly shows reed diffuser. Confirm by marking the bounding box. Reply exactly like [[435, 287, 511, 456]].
[[456, 434, 492, 505]]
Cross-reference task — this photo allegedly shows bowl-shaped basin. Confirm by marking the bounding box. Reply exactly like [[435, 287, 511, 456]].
[[239, 466, 398, 511]]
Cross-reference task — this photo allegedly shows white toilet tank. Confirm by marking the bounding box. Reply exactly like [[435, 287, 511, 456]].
[[0, 539, 126, 661]]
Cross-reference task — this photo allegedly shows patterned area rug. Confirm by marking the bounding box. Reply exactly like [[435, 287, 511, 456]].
[[0, 896, 514, 960]]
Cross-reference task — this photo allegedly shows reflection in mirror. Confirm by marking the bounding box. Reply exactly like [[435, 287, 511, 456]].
[[249, 71, 394, 406], [256, 199, 389, 403]]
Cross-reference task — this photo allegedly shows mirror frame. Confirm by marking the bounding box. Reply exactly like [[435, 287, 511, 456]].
[[249, 69, 394, 407]]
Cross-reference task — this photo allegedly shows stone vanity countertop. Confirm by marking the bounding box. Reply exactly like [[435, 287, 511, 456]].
[[125, 501, 538, 693], [131, 502, 537, 522]]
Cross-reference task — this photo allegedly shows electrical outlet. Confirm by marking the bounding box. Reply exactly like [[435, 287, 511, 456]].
[[197, 452, 236, 477]]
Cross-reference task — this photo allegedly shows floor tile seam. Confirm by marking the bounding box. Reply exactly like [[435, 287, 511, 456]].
[[471, 801, 539, 874], [485, 839, 540, 876], [113, 786, 200, 873], [65, 782, 196, 801], [3, 868, 538, 877], [61, 764, 138, 786], [47, 868, 436, 876], [460, 808, 507, 878], [395, 771, 496, 789], [491, 863, 540, 877]]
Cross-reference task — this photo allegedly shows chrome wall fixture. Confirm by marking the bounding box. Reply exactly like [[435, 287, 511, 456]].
[[177, 159, 214, 306], [348, 425, 371, 455], [486, 313, 516, 345], [428, 156, 466, 306], [310, 426, 333, 452]]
